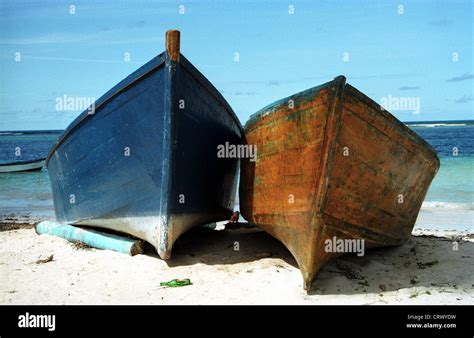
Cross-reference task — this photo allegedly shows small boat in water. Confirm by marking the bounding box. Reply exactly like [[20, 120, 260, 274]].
[[46, 30, 244, 258], [0, 158, 45, 173], [239, 76, 439, 290]]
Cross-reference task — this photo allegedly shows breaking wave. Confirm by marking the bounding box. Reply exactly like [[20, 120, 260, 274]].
[[408, 123, 467, 128], [422, 201, 474, 210]]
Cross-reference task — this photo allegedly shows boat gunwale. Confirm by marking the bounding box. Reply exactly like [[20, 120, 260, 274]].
[[243, 77, 440, 169], [178, 55, 244, 137], [45, 53, 166, 166], [46, 52, 243, 167], [343, 84, 440, 167], [244, 80, 334, 131]]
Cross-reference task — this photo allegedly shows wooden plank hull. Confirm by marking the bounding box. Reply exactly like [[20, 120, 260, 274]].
[[46, 32, 243, 259], [0, 159, 45, 173], [240, 76, 439, 290]]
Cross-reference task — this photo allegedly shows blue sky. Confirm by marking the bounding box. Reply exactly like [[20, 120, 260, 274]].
[[0, 0, 472, 130]]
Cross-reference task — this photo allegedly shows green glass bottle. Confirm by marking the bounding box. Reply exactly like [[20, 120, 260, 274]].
[[160, 279, 192, 287]]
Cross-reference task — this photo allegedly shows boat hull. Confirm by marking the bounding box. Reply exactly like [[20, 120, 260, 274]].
[[240, 76, 439, 289], [0, 159, 45, 173], [47, 51, 243, 259]]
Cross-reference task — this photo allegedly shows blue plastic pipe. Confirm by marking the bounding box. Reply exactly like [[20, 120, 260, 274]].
[[36, 221, 144, 256]]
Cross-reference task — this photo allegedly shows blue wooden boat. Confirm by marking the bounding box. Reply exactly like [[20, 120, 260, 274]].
[[46, 30, 244, 259]]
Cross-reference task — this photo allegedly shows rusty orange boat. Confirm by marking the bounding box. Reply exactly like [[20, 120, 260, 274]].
[[239, 76, 440, 290]]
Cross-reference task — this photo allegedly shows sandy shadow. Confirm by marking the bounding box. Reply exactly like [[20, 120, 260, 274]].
[[142, 225, 473, 295], [144, 225, 298, 269]]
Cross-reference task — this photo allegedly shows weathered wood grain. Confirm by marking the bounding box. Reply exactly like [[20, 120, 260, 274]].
[[240, 76, 439, 290]]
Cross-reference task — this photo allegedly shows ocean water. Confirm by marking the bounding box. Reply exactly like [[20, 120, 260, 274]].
[[0, 131, 60, 219], [0, 121, 472, 230], [405, 121, 474, 230], [407, 121, 474, 204]]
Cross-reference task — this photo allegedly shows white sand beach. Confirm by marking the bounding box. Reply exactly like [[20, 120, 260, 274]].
[[1, 223, 472, 305]]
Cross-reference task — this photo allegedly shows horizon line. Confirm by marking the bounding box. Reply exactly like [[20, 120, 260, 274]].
[[1, 119, 473, 133]]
